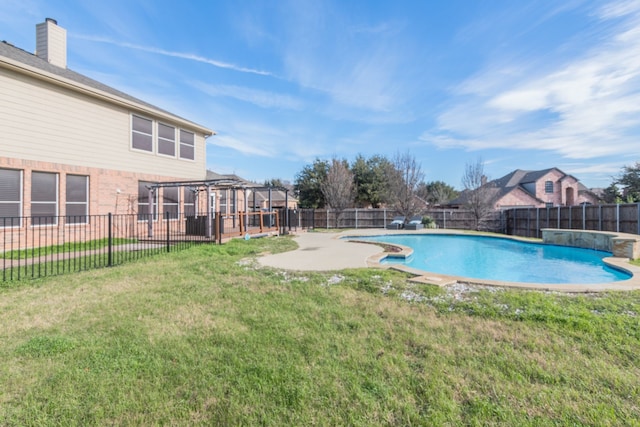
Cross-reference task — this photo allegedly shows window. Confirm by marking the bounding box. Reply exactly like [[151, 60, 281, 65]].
[[0, 168, 22, 226], [545, 202, 554, 209], [158, 123, 176, 157], [179, 129, 195, 160], [132, 115, 153, 152], [162, 187, 179, 219], [66, 175, 88, 224], [219, 189, 227, 215], [230, 189, 237, 214], [545, 180, 553, 193], [138, 181, 158, 221], [31, 171, 58, 225], [184, 187, 196, 217]]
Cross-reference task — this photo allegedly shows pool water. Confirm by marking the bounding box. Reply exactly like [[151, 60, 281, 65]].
[[354, 234, 631, 284]]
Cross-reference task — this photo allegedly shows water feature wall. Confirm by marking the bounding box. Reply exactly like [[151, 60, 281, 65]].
[[541, 229, 640, 259]]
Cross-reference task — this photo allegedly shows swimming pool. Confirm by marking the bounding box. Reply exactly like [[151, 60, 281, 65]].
[[353, 234, 631, 284]]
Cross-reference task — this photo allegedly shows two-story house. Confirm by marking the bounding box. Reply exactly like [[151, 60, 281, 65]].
[[450, 167, 600, 209], [0, 18, 214, 230]]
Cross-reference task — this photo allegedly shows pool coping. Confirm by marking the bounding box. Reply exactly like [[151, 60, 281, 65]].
[[341, 228, 640, 293]]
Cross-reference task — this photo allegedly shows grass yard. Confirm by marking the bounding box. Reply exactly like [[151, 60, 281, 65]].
[[1, 235, 639, 426]]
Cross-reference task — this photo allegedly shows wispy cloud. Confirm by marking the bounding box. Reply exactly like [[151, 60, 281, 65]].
[[73, 33, 274, 76], [275, 1, 414, 116], [208, 133, 274, 157], [192, 82, 303, 110], [421, 1, 640, 162]]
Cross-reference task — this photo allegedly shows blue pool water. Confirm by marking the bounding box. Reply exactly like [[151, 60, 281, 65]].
[[353, 234, 631, 284]]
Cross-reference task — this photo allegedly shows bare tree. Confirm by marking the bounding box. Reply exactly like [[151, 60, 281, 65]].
[[321, 158, 355, 227], [389, 151, 424, 221], [461, 158, 494, 230]]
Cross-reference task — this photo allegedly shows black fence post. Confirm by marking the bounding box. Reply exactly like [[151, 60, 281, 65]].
[[166, 212, 171, 253], [108, 212, 113, 267]]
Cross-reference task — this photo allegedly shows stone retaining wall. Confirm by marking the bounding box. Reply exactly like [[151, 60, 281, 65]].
[[541, 229, 640, 259]]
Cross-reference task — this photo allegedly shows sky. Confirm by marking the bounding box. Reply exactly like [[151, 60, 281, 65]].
[[2, 0, 640, 189]]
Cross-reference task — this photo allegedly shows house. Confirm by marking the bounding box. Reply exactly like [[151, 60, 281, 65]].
[[0, 19, 214, 229], [450, 167, 600, 209]]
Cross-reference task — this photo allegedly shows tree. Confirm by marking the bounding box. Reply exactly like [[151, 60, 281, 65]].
[[417, 180, 459, 206], [615, 162, 640, 202], [294, 159, 329, 208], [321, 158, 355, 227], [352, 154, 394, 208], [601, 183, 621, 204], [263, 178, 285, 188], [388, 151, 424, 220], [461, 158, 494, 230]]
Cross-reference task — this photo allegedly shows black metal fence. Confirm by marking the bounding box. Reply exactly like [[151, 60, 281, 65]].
[[1, 212, 218, 282]]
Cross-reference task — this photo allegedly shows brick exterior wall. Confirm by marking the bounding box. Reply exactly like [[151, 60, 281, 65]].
[[496, 169, 599, 209], [0, 157, 198, 217]]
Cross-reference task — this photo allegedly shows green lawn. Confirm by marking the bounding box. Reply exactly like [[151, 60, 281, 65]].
[[1, 236, 639, 426]]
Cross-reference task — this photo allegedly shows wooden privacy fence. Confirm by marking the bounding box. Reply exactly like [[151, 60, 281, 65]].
[[295, 204, 640, 237], [504, 203, 640, 238], [296, 208, 503, 232]]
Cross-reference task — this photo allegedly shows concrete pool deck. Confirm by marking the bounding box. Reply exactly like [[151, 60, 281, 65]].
[[257, 229, 640, 292]]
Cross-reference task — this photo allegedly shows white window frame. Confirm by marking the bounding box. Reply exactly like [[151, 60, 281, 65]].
[[31, 171, 58, 226], [157, 122, 176, 158], [184, 187, 197, 217], [131, 114, 154, 153], [162, 187, 180, 220], [65, 174, 89, 225], [219, 189, 228, 216], [0, 168, 23, 227], [138, 181, 158, 221], [179, 129, 195, 161]]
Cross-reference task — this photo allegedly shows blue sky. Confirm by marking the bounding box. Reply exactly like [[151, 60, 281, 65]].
[[2, 0, 640, 189]]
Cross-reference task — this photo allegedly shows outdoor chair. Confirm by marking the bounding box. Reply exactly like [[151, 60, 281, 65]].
[[405, 216, 424, 230], [386, 216, 405, 229]]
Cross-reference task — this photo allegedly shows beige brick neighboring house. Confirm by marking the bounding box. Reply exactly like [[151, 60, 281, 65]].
[[449, 167, 600, 209], [0, 19, 214, 230]]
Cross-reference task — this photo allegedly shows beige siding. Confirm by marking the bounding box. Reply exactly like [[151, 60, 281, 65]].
[[0, 67, 207, 180]]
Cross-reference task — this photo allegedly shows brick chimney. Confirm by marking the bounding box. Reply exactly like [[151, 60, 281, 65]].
[[36, 18, 67, 68]]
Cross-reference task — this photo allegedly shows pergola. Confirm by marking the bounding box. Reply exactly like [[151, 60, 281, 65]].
[[145, 178, 291, 240]]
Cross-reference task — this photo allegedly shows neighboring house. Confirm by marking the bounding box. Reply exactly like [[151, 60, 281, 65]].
[[0, 19, 214, 228], [449, 168, 600, 209]]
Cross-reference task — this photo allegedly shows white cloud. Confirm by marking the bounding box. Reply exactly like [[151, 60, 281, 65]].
[[208, 134, 273, 158], [423, 1, 640, 161], [192, 82, 303, 110], [73, 34, 274, 76]]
